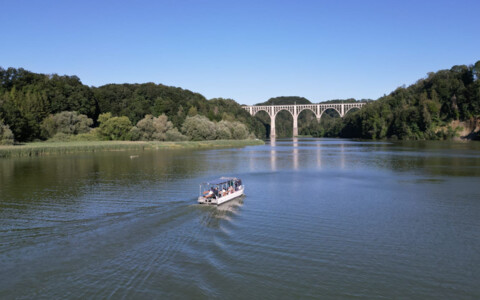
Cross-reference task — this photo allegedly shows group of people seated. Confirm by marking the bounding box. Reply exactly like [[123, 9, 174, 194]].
[[203, 181, 241, 199]]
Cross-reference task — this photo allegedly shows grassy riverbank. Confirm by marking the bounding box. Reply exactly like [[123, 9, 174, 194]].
[[0, 139, 264, 158]]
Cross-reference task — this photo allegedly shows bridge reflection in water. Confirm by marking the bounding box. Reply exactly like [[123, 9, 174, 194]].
[[268, 138, 299, 171], [317, 142, 322, 168], [271, 138, 276, 171], [248, 138, 349, 172], [293, 138, 298, 170]]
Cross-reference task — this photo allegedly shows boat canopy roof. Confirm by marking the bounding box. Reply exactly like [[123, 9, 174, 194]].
[[202, 177, 239, 185]]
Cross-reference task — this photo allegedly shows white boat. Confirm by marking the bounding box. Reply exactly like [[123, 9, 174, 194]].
[[198, 177, 244, 205]]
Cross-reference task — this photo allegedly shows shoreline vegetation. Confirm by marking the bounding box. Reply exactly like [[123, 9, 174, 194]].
[[0, 139, 264, 158]]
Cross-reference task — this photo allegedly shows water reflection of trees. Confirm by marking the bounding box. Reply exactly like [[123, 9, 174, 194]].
[[261, 138, 480, 177], [366, 141, 480, 177], [0, 149, 209, 204], [373, 153, 480, 177]]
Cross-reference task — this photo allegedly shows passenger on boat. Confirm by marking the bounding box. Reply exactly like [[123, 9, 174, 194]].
[[205, 188, 214, 198]]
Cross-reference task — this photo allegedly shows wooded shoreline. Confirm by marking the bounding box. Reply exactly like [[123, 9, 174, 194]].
[[0, 139, 264, 158]]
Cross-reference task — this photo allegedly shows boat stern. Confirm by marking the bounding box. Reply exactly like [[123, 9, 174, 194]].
[[198, 196, 216, 205]]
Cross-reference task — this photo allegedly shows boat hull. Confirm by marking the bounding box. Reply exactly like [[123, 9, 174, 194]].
[[198, 186, 244, 205]]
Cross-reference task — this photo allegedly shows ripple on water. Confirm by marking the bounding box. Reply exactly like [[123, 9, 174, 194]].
[[1, 139, 480, 299]]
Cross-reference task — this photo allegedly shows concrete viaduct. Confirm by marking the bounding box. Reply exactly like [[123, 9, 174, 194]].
[[242, 103, 365, 138]]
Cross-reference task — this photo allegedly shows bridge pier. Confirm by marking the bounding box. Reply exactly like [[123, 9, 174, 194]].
[[293, 115, 298, 137], [270, 114, 276, 138], [293, 104, 298, 137]]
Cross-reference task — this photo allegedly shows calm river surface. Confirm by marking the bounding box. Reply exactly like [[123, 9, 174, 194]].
[[1, 138, 480, 299]]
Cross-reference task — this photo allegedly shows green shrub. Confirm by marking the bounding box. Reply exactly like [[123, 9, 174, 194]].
[[182, 115, 217, 140], [230, 121, 249, 139], [47, 132, 71, 142], [131, 114, 187, 141], [41, 111, 93, 139], [165, 128, 188, 141], [0, 120, 15, 145], [220, 120, 249, 139], [97, 113, 133, 140], [181, 115, 252, 140], [215, 121, 232, 139], [69, 129, 101, 141]]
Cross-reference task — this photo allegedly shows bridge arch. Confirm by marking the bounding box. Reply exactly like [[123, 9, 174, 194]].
[[252, 108, 271, 117], [296, 108, 321, 137], [318, 106, 343, 120], [318, 107, 342, 119], [297, 107, 318, 118], [273, 108, 294, 118], [344, 106, 361, 115]]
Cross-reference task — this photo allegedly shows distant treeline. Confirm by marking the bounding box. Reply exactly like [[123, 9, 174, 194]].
[[0, 68, 266, 143]]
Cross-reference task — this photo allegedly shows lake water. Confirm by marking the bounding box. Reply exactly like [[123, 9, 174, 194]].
[[1, 138, 480, 299]]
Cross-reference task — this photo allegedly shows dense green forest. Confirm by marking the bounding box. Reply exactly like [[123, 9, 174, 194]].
[[0, 67, 265, 143], [336, 62, 480, 140]]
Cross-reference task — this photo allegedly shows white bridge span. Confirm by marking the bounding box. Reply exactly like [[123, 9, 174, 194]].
[[242, 103, 365, 138]]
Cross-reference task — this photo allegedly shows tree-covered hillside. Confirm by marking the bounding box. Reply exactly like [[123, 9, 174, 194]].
[[0, 68, 97, 141], [92, 84, 265, 138], [0, 67, 266, 142], [336, 62, 480, 140]]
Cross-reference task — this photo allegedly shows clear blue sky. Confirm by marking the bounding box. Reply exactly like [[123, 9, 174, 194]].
[[2, 0, 479, 105]]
